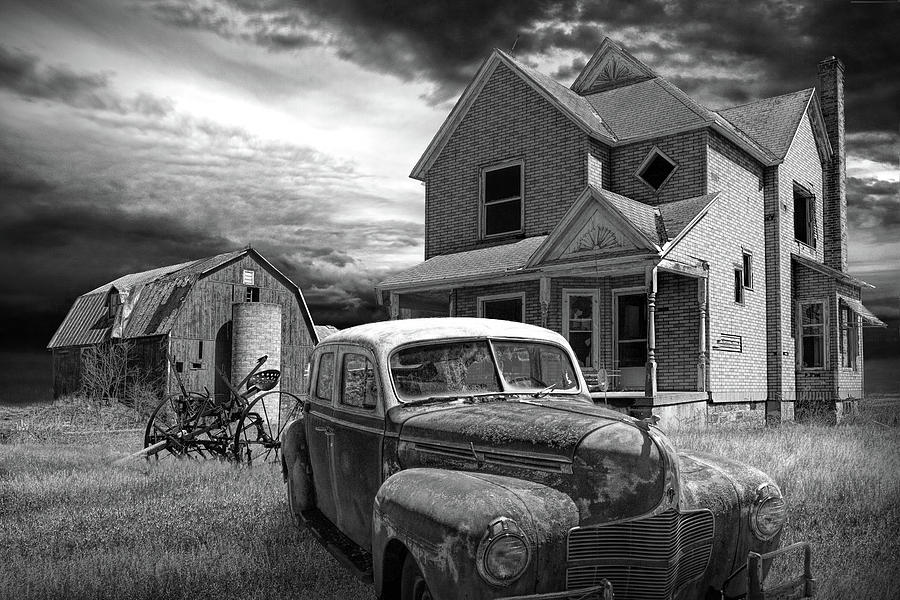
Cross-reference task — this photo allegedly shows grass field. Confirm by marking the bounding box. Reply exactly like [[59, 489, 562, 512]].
[[1, 397, 898, 599]]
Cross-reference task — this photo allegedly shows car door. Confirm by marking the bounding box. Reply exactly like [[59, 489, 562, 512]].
[[330, 347, 385, 550], [305, 349, 339, 525]]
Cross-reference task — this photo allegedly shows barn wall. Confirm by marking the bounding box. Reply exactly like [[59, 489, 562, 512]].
[[169, 255, 316, 397]]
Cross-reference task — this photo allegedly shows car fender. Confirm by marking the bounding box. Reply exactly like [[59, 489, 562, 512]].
[[281, 416, 314, 520], [372, 467, 579, 600], [679, 450, 781, 597]]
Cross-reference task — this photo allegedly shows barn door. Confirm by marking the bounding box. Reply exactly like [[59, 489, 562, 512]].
[[214, 320, 232, 402]]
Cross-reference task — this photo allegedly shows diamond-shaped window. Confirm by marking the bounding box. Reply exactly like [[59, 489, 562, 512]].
[[636, 148, 677, 191]]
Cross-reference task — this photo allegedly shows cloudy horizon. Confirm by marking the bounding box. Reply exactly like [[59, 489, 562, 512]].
[[1, 0, 897, 387]]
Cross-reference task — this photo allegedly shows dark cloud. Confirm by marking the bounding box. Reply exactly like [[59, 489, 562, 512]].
[[847, 131, 898, 166], [847, 176, 900, 234], [144, 1, 898, 128], [0, 44, 175, 116]]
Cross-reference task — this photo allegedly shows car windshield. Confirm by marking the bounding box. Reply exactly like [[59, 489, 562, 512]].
[[390, 339, 579, 402]]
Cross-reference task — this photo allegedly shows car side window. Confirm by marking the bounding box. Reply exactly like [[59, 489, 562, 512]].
[[315, 352, 335, 401], [341, 353, 378, 410]]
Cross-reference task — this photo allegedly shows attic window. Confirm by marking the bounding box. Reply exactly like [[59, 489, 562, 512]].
[[636, 148, 677, 192], [107, 289, 121, 322], [242, 269, 255, 286]]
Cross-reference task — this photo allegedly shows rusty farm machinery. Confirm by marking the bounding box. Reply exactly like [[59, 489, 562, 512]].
[[140, 354, 302, 463]]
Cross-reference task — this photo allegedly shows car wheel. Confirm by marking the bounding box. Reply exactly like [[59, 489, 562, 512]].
[[401, 554, 433, 600]]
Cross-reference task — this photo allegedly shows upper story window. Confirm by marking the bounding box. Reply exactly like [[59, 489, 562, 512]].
[[482, 161, 523, 237], [793, 183, 816, 248], [733, 268, 744, 304], [635, 147, 677, 192], [106, 288, 121, 322], [245, 286, 260, 302], [242, 269, 255, 285], [742, 251, 753, 289]]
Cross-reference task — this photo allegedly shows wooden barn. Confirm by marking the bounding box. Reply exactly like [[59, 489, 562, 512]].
[[47, 247, 323, 400]]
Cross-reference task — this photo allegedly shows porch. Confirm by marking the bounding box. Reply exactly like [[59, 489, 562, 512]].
[[377, 257, 712, 405]]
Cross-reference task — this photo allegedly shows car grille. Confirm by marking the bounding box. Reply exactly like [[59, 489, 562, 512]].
[[566, 509, 714, 599]]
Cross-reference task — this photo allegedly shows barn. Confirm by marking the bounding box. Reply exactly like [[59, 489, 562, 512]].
[[47, 247, 323, 400]]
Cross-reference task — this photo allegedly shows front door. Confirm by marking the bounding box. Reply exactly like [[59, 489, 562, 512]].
[[614, 292, 648, 390], [563, 291, 597, 371], [330, 349, 384, 550], [306, 350, 339, 525]]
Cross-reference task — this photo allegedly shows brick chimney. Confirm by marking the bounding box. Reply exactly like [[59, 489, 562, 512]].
[[817, 56, 847, 272]]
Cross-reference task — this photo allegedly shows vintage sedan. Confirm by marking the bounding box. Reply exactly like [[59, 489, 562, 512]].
[[281, 318, 814, 600]]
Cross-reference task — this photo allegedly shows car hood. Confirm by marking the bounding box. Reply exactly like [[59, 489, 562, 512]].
[[389, 398, 674, 523]]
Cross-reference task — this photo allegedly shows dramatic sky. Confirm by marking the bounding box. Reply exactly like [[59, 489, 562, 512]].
[[0, 0, 897, 376]]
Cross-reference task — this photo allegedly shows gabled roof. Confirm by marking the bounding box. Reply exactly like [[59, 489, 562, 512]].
[[410, 37, 784, 181], [717, 88, 831, 161], [378, 186, 720, 292], [49, 248, 320, 348]]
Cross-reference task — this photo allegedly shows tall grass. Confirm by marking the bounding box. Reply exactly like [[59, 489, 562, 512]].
[[1, 400, 897, 599], [669, 404, 900, 599], [0, 438, 373, 600]]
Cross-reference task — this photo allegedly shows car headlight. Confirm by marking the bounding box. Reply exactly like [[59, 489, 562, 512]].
[[476, 517, 531, 586], [750, 483, 786, 541]]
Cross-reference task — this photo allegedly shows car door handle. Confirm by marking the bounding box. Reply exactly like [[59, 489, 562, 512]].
[[315, 426, 334, 436]]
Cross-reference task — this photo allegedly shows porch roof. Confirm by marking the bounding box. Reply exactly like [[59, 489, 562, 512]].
[[379, 236, 547, 290]]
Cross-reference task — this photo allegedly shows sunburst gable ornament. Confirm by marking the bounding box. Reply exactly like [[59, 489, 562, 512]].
[[567, 225, 622, 255]]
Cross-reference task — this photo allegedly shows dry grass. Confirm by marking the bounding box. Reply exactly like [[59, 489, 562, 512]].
[[1, 397, 897, 599], [669, 397, 900, 599], [0, 436, 372, 600]]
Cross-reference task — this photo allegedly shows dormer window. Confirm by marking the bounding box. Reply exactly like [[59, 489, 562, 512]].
[[482, 160, 523, 238], [635, 147, 677, 192]]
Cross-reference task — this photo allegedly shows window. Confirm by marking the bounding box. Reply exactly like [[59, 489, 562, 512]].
[[734, 268, 744, 304], [245, 286, 260, 302], [742, 251, 753, 289], [341, 353, 378, 409], [635, 147, 677, 191], [315, 352, 335, 400], [107, 288, 121, 322], [564, 292, 594, 368], [793, 183, 816, 247], [242, 269, 255, 285], [197, 340, 203, 361], [482, 162, 523, 237], [840, 305, 859, 369], [799, 301, 826, 369], [616, 293, 647, 368], [478, 294, 524, 322]]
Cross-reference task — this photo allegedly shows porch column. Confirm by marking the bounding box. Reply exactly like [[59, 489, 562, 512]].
[[389, 291, 400, 320], [697, 272, 708, 392], [645, 267, 658, 398], [539, 276, 551, 328], [449, 291, 456, 317]]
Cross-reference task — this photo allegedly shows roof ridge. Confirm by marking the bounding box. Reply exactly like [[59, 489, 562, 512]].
[[718, 87, 815, 113]]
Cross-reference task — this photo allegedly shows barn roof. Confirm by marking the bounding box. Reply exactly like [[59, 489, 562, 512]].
[[48, 248, 320, 348]]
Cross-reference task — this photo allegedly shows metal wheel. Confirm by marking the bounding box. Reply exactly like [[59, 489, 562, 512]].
[[401, 554, 433, 600], [232, 391, 303, 464], [144, 392, 233, 461]]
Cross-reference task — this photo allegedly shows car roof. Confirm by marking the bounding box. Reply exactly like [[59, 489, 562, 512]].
[[317, 318, 568, 354]]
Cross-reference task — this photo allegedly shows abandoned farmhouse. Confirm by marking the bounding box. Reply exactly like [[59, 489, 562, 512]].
[[48, 248, 325, 400], [377, 37, 885, 427]]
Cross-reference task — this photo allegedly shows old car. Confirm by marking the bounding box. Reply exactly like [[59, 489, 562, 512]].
[[281, 318, 814, 600]]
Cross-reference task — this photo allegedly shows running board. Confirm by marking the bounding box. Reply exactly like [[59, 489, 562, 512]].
[[300, 508, 374, 583]]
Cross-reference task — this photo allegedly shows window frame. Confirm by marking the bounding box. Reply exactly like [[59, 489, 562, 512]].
[[313, 351, 336, 403], [734, 267, 745, 305], [797, 300, 828, 371], [742, 250, 753, 290], [477, 292, 526, 322], [481, 159, 524, 239], [634, 146, 679, 193], [562, 289, 598, 369], [840, 303, 859, 370], [793, 183, 817, 248], [339, 351, 380, 412]]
